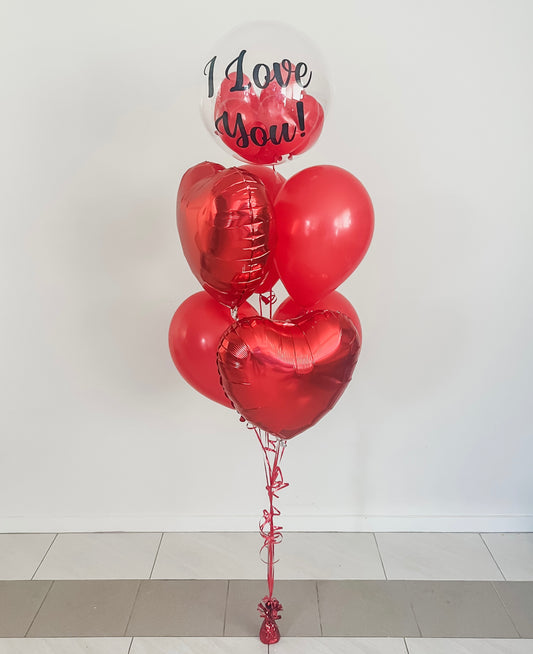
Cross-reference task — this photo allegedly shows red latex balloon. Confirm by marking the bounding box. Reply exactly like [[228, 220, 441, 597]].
[[274, 291, 362, 343], [169, 292, 256, 408], [215, 75, 324, 165], [274, 166, 374, 307], [217, 311, 361, 439], [177, 162, 275, 308]]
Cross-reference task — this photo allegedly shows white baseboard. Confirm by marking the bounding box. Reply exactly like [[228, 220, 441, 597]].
[[1, 513, 532, 533]]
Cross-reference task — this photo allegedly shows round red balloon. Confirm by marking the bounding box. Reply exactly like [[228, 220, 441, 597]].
[[169, 292, 256, 408], [177, 162, 276, 308], [217, 311, 361, 438], [274, 291, 362, 342], [274, 166, 374, 307]]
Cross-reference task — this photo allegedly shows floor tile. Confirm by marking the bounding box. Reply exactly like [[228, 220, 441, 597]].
[[0, 534, 55, 580], [0, 581, 51, 637], [225, 580, 320, 637], [482, 533, 533, 580], [0, 639, 131, 653], [27, 580, 140, 636], [317, 580, 420, 637], [269, 637, 408, 653], [376, 533, 504, 580], [130, 638, 266, 653], [406, 581, 519, 637], [126, 580, 227, 636], [405, 638, 533, 653], [34, 533, 161, 580], [493, 581, 533, 637], [274, 533, 385, 580], [151, 533, 263, 579]]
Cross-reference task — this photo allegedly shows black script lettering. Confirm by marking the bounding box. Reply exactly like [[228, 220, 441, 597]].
[[269, 123, 297, 145], [272, 59, 294, 87], [295, 62, 312, 88], [215, 111, 250, 148], [252, 62, 271, 89], [204, 56, 216, 98], [225, 50, 250, 91]]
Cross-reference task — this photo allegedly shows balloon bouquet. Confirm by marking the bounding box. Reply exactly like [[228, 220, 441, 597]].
[[169, 22, 374, 644]]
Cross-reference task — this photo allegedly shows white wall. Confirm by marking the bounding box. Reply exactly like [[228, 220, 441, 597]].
[[1, 0, 532, 532]]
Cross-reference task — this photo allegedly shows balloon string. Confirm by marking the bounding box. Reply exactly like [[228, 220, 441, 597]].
[[259, 290, 277, 320], [248, 425, 288, 599]]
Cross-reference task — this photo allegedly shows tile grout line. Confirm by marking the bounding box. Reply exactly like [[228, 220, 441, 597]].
[[315, 580, 323, 636], [149, 532, 164, 579], [404, 581, 423, 638], [373, 532, 388, 579], [24, 579, 55, 636], [31, 533, 58, 580], [123, 580, 143, 637], [490, 579, 522, 637], [222, 579, 230, 636], [479, 532, 507, 580]]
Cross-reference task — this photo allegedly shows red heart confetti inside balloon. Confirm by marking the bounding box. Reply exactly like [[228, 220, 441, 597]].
[[177, 162, 276, 308], [217, 311, 361, 439], [214, 74, 324, 165]]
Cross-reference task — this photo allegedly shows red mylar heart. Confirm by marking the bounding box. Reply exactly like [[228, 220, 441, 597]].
[[214, 75, 324, 165], [217, 311, 361, 439], [177, 162, 276, 308]]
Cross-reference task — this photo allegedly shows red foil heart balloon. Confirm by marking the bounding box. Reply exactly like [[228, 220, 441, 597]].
[[217, 311, 361, 439], [177, 162, 275, 308]]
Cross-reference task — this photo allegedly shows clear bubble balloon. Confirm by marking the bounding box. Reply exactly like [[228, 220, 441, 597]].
[[200, 21, 330, 166]]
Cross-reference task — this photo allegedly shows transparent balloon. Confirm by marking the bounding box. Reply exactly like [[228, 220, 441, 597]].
[[200, 21, 330, 166]]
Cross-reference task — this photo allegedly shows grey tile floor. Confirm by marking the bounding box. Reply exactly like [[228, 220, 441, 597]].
[[1, 578, 532, 638], [0, 532, 532, 651]]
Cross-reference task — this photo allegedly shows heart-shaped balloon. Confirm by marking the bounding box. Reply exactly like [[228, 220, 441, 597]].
[[274, 291, 362, 344], [217, 311, 361, 439], [214, 75, 324, 165], [177, 162, 276, 308]]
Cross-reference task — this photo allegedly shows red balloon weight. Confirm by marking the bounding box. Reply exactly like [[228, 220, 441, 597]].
[[274, 291, 362, 342], [215, 74, 324, 165], [217, 311, 361, 439], [274, 166, 374, 307], [169, 292, 256, 408], [177, 162, 275, 308]]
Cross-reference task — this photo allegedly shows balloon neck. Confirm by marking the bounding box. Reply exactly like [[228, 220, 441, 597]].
[[231, 306, 238, 321]]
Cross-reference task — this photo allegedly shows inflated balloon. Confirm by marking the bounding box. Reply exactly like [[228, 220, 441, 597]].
[[177, 162, 276, 308], [169, 292, 256, 408], [239, 164, 285, 203], [274, 291, 362, 342], [217, 311, 361, 439], [240, 164, 285, 294], [201, 22, 330, 165], [274, 166, 374, 307]]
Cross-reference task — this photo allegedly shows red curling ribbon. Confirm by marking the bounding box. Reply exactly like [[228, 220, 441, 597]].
[[258, 290, 277, 319], [248, 425, 288, 644]]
